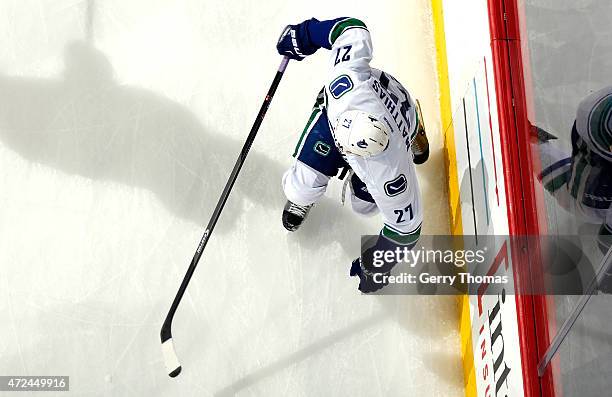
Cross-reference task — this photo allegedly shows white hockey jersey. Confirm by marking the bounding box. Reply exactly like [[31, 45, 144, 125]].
[[323, 20, 422, 241]]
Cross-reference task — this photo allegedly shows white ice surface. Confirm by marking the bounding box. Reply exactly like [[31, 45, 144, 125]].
[[0, 1, 462, 396]]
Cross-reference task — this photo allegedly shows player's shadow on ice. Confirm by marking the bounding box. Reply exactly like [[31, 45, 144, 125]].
[[0, 41, 371, 253]]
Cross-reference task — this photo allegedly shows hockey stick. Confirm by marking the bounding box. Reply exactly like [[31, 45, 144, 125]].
[[537, 243, 612, 376], [161, 56, 290, 377]]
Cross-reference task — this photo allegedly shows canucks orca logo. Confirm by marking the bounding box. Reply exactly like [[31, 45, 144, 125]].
[[314, 141, 331, 156], [384, 174, 407, 197], [329, 75, 353, 99], [356, 139, 368, 149]]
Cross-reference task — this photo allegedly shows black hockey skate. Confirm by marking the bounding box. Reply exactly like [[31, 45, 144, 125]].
[[411, 99, 429, 165], [282, 200, 313, 232]]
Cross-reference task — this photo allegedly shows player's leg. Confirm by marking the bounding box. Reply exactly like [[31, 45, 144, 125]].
[[282, 92, 347, 231], [282, 161, 328, 231], [346, 171, 379, 216], [537, 125, 574, 212], [538, 147, 572, 211]]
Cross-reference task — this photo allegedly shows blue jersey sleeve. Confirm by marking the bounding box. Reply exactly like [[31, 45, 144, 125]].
[[304, 17, 368, 49]]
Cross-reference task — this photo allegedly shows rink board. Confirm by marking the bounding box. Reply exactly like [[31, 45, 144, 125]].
[[433, 0, 547, 396]]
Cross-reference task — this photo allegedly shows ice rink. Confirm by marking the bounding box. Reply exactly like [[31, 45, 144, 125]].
[[0, 1, 462, 395]]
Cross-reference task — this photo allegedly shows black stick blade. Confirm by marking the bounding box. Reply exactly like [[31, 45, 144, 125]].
[[169, 366, 182, 378]]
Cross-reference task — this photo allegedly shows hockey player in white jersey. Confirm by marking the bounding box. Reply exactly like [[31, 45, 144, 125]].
[[276, 17, 429, 292], [537, 86, 612, 291]]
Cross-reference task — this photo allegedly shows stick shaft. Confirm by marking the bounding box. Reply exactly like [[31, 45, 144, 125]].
[[537, 244, 612, 376], [161, 57, 289, 342]]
